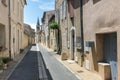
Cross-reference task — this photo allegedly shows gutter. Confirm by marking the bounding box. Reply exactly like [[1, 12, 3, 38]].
[[8, 0, 11, 58], [80, 0, 84, 52], [80, 0, 84, 66]]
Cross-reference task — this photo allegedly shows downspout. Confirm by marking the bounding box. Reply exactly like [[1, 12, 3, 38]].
[[8, 0, 11, 58], [80, 0, 84, 66]]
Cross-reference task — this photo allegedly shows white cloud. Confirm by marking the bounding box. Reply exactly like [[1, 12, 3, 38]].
[[30, 24, 36, 29], [39, 2, 54, 10], [31, 0, 39, 2]]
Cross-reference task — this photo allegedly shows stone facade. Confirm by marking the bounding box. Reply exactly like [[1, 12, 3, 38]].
[[48, 12, 57, 50], [36, 18, 40, 43], [23, 23, 35, 49], [55, 0, 120, 79], [55, 0, 81, 61], [41, 10, 55, 47], [9, 0, 26, 58], [0, 0, 9, 57]]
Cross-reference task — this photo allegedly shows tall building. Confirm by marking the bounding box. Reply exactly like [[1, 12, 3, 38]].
[[36, 18, 40, 32], [9, 0, 26, 58], [0, 0, 9, 57], [55, 0, 81, 61], [36, 18, 40, 43], [41, 10, 55, 46]]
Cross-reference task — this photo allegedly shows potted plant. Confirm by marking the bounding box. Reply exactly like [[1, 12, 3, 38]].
[[0, 58, 3, 73], [2, 57, 13, 69], [48, 21, 59, 30]]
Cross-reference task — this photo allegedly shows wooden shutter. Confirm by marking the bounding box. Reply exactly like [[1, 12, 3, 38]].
[[69, 0, 74, 18], [64, 0, 66, 18]]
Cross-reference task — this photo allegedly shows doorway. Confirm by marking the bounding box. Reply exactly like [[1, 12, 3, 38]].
[[70, 29, 75, 60], [104, 33, 118, 80]]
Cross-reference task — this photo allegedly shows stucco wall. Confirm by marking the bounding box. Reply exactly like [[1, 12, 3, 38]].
[[83, 0, 120, 79], [0, 1, 9, 57], [23, 34, 29, 49], [10, 0, 25, 58]]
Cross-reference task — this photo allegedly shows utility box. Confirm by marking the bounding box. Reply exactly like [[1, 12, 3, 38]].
[[84, 41, 94, 52]]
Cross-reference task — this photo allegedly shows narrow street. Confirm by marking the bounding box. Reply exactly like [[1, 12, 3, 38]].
[[6, 44, 79, 80], [7, 45, 39, 80], [38, 44, 79, 80]]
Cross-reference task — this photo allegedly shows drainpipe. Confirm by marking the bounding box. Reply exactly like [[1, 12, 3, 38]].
[[80, 0, 84, 66], [8, 0, 11, 58]]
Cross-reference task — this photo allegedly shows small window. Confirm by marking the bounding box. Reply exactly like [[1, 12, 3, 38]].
[[1, 0, 7, 6], [63, 0, 66, 18]]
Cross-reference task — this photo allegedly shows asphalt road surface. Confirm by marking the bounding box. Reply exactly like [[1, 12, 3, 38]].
[[38, 44, 79, 80], [7, 45, 39, 80]]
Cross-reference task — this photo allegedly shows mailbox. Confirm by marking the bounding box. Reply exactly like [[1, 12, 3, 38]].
[[84, 41, 94, 52]]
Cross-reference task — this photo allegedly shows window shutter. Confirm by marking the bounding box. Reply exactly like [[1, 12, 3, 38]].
[[60, 5, 62, 20], [1, 0, 7, 6], [69, 0, 74, 18], [64, 0, 66, 18], [62, 2, 64, 19]]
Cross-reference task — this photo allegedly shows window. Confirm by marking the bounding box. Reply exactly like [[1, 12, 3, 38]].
[[68, 0, 74, 18], [0, 23, 5, 51], [63, 0, 66, 18], [1, 0, 7, 6], [17, 2, 19, 17], [60, 5, 62, 20], [55, 11, 58, 23], [13, 0, 14, 11], [62, 2, 64, 19], [60, 0, 67, 20]]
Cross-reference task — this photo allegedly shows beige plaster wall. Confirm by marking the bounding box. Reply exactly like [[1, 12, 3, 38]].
[[0, 1, 9, 57], [83, 0, 120, 79]]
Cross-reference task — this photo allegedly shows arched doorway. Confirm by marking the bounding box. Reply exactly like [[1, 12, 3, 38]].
[[70, 27, 76, 60]]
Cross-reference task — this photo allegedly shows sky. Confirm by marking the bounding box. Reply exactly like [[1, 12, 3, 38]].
[[24, 0, 55, 30]]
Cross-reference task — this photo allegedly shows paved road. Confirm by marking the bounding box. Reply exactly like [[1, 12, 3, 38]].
[[8, 45, 39, 80], [38, 44, 79, 80]]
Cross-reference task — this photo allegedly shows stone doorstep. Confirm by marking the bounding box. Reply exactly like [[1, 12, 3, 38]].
[[0, 45, 31, 80]]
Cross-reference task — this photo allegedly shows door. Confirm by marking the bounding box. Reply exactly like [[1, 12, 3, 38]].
[[104, 33, 118, 80], [71, 30, 75, 60]]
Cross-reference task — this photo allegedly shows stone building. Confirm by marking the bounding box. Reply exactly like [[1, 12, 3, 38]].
[[36, 18, 41, 43], [23, 23, 35, 49], [41, 10, 55, 47], [56, 0, 120, 80], [0, 0, 9, 57], [55, 0, 82, 61], [9, 0, 26, 58], [48, 12, 57, 50], [40, 25, 45, 45], [83, 0, 120, 80]]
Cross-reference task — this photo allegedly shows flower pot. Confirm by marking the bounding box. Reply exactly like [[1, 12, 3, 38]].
[[0, 70, 3, 74], [3, 64, 7, 70], [7, 61, 13, 67]]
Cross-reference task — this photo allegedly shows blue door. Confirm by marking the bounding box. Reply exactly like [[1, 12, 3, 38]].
[[104, 33, 118, 80]]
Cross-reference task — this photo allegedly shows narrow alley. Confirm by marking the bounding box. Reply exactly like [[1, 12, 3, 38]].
[[6, 44, 79, 80]]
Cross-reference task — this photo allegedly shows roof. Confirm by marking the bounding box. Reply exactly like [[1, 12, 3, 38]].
[[24, 0, 27, 5], [41, 10, 55, 23]]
